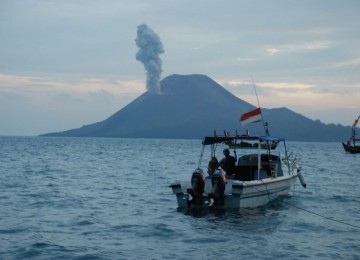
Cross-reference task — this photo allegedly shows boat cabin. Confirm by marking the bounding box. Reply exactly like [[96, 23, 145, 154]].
[[234, 153, 283, 181], [202, 134, 288, 181]]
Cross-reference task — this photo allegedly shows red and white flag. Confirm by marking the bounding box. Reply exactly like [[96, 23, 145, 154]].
[[240, 108, 262, 125]]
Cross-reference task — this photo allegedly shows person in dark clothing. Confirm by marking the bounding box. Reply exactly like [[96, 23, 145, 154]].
[[219, 148, 237, 177]]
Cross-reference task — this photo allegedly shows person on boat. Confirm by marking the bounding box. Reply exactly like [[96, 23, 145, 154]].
[[219, 148, 237, 177], [207, 156, 219, 176]]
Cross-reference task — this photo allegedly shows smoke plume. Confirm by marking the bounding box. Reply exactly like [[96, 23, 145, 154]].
[[135, 24, 164, 94]]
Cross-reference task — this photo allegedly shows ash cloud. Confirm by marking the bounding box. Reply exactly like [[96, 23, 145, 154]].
[[135, 24, 164, 94]]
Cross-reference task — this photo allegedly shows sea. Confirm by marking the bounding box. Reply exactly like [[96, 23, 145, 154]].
[[0, 136, 359, 260]]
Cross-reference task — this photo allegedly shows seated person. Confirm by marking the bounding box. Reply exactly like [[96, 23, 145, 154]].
[[219, 148, 237, 177], [207, 157, 219, 176]]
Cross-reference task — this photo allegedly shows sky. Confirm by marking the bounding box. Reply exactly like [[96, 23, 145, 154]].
[[0, 0, 359, 136]]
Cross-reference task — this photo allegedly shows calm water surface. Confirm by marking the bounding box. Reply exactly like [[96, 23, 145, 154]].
[[0, 137, 359, 259]]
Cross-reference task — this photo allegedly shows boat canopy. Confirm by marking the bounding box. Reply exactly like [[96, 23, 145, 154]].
[[202, 134, 284, 145]]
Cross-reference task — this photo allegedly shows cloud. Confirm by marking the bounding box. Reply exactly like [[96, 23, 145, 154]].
[[0, 74, 146, 97], [218, 77, 360, 126], [236, 57, 255, 62], [331, 58, 360, 68], [266, 41, 332, 56], [221, 78, 360, 97], [0, 73, 149, 121], [0, 73, 149, 135], [0, 74, 44, 87], [267, 48, 281, 56]]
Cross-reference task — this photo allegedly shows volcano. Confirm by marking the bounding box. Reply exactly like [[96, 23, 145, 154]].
[[42, 74, 350, 141]]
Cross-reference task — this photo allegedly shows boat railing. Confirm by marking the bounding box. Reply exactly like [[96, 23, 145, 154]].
[[282, 152, 300, 175]]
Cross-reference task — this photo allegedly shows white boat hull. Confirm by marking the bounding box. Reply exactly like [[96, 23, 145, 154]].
[[169, 174, 299, 209]]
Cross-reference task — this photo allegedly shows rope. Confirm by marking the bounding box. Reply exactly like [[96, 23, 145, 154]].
[[281, 198, 360, 230], [197, 144, 205, 168], [246, 177, 360, 230], [260, 179, 273, 207]]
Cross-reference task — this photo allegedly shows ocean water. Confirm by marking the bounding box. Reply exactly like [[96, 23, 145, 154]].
[[0, 137, 359, 259]]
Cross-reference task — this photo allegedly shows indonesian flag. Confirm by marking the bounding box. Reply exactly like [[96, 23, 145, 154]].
[[240, 108, 262, 125]]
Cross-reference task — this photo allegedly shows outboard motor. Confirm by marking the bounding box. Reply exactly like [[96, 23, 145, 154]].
[[187, 169, 205, 207], [211, 170, 226, 206]]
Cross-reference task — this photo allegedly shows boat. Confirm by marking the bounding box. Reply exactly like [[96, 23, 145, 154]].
[[169, 133, 306, 209], [342, 115, 360, 154], [343, 142, 360, 154]]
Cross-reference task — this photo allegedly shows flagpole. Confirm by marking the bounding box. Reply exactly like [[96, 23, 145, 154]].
[[251, 76, 268, 136]]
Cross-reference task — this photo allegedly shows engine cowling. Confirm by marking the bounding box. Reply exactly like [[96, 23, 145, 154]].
[[211, 170, 226, 206], [186, 169, 206, 207], [191, 169, 205, 196]]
